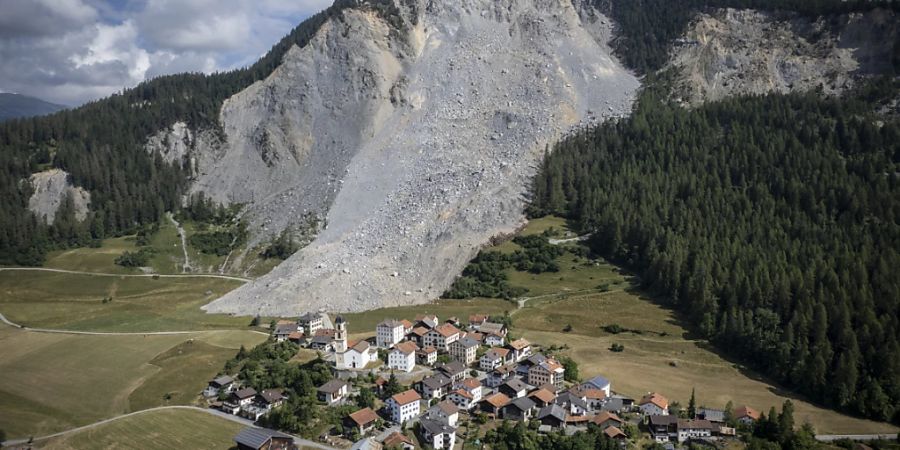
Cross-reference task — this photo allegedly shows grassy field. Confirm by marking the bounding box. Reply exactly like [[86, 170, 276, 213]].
[[0, 323, 264, 439], [38, 408, 244, 450], [0, 270, 250, 332]]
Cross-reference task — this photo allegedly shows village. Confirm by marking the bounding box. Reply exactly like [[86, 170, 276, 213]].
[[203, 312, 768, 450]]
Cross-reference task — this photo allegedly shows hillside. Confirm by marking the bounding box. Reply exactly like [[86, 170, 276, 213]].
[[0, 93, 65, 122]]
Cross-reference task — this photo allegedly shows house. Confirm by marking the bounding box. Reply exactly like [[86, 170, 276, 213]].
[[435, 360, 467, 383], [349, 438, 382, 450], [317, 379, 349, 404], [571, 386, 607, 411], [476, 321, 508, 337], [419, 418, 457, 450], [507, 338, 533, 362], [517, 353, 546, 377], [464, 331, 485, 345], [388, 341, 418, 373], [382, 432, 415, 450], [499, 378, 530, 399], [676, 419, 714, 443], [204, 375, 234, 397], [288, 331, 306, 345], [565, 414, 592, 429], [698, 408, 725, 424], [234, 427, 296, 450], [408, 326, 429, 346], [377, 319, 406, 348], [298, 312, 324, 335], [400, 319, 414, 334], [480, 392, 511, 417], [639, 392, 669, 416], [602, 394, 634, 413], [528, 358, 565, 389], [449, 337, 479, 365], [418, 373, 452, 399], [537, 404, 567, 429], [446, 317, 461, 327], [581, 375, 611, 397], [259, 389, 286, 410], [448, 378, 482, 410], [427, 400, 460, 426], [555, 391, 589, 416], [484, 333, 505, 346], [502, 396, 536, 421], [480, 347, 511, 371], [386, 389, 421, 424], [424, 323, 461, 352], [648, 415, 679, 442], [592, 411, 624, 430], [310, 329, 336, 351], [273, 322, 299, 342], [373, 376, 387, 395], [347, 407, 380, 436], [604, 426, 628, 441], [468, 314, 488, 328], [529, 387, 557, 407], [337, 339, 378, 370], [416, 346, 438, 365], [486, 364, 516, 388], [223, 387, 257, 414], [415, 314, 439, 329], [735, 405, 761, 425]]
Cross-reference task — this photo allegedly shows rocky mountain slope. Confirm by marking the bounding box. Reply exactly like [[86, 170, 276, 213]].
[[668, 7, 898, 105], [27, 169, 91, 224], [169, 0, 640, 315]]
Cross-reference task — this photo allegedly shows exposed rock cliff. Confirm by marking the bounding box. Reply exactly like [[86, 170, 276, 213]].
[[668, 7, 898, 105], [27, 169, 91, 224], [188, 0, 638, 315]]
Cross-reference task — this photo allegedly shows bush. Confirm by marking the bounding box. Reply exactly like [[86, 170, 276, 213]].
[[609, 343, 625, 352], [603, 324, 624, 334], [114, 248, 155, 267]]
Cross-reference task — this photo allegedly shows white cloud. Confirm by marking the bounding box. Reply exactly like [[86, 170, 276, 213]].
[[0, 0, 333, 106]]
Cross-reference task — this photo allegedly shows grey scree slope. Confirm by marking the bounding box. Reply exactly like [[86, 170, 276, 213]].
[[199, 0, 639, 315]]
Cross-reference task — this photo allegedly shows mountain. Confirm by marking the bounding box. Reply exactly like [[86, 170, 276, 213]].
[[0, 93, 66, 122]]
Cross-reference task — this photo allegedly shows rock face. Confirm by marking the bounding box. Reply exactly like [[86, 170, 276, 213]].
[[196, 0, 639, 315], [669, 7, 898, 105], [27, 169, 91, 224]]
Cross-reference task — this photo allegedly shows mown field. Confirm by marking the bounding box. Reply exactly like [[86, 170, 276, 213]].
[[0, 270, 249, 332], [0, 323, 264, 439], [37, 408, 244, 450]]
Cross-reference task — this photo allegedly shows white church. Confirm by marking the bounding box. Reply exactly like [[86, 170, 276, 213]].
[[333, 316, 378, 370]]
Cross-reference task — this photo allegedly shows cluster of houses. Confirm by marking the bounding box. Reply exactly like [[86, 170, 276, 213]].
[[211, 312, 766, 449]]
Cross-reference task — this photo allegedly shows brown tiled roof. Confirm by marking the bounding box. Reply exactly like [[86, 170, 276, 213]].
[[604, 426, 627, 439], [466, 331, 485, 342], [374, 376, 387, 386], [593, 411, 623, 425], [640, 392, 669, 410], [411, 326, 429, 337], [288, 331, 303, 340], [435, 399, 458, 415], [469, 314, 487, 324], [735, 405, 760, 420], [529, 388, 556, 404], [391, 389, 421, 406], [419, 346, 437, 354], [509, 338, 531, 350], [485, 347, 510, 359], [538, 383, 559, 394], [566, 414, 591, 423], [383, 431, 413, 447], [394, 341, 419, 355], [432, 323, 460, 338], [461, 378, 481, 390], [315, 329, 336, 337], [581, 388, 607, 400], [452, 388, 474, 399], [400, 319, 414, 329], [483, 392, 511, 408], [348, 407, 379, 427]]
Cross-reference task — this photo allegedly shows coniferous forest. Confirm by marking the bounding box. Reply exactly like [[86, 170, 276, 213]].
[[529, 76, 900, 423]]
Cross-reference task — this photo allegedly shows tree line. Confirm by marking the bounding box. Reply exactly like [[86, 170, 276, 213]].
[[529, 78, 900, 423]]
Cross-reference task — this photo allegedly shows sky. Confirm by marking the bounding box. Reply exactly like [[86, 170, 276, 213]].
[[0, 0, 333, 106]]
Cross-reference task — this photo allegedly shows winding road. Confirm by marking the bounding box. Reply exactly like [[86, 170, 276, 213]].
[[1, 406, 337, 449]]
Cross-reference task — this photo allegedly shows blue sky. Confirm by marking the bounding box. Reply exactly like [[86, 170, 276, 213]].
[[0, 0, 333, 106]]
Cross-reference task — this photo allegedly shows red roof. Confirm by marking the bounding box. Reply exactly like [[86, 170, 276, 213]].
[[735, 405, 761, 420], [640, 392, 669, 410], [391, 389, 421, 406], [394, 341, 419, 355], [483, 393, 511, 408], [348, 407, 379, 427], [432, 323, 460, 338]]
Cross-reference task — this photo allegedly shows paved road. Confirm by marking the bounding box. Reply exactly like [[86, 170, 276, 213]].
[[0, 266, 252, 282], [2, 405, 337, 449], [816, 434, 898, 442], [0, 311, 268, 337]]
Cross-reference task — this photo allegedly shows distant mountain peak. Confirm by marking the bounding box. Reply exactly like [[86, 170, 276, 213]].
[[0, 92, 66, 122]]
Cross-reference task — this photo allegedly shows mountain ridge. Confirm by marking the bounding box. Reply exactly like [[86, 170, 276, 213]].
[[0, 93, 66, 122]]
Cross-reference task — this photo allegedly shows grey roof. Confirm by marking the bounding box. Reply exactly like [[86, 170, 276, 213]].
[[584, 375, 610, 389], [421, 374, 452, 389], [477, 322, 506, 334], [537, 404, 567, 422], [699, 408, 725, 422], [419, 418, 456, 436], [349, 437, 382, 450], [601, 398, 624, 412], [318, 379, 348, 394], [505, 396, 536, 411], [649, 415, 679, 426], [233, 387, 257, 399], [274, 323, 298, 334], [525, 354, 547, 365], [378, 319, 404, 328], [556, 392, 589, 410], [260, 389, 285, 404], [234, 427, 292, 449], [437, 360, 466, 375], [501, 378, 529, 393], [211, 375, 233, 386], [299, 312, 322, 322], [455, 337, 480, 349], [311, 334, 334, 344]]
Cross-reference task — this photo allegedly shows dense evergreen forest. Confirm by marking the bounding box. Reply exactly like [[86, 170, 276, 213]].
[[0, 0, 408, 265], [529, 74, 900, 423], [596, 0, 900, 75]]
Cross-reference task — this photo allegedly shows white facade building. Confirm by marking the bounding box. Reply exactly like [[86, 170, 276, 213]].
[[377, 319, 406, 348]]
